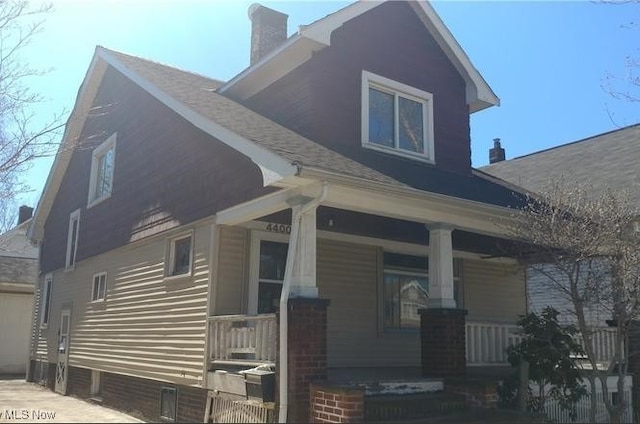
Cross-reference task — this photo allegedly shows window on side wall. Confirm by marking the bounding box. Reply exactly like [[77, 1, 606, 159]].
[[362, 71, 434, 162], [88, 133, 116, 207], [91, 272, 107, 302], [166, 233, 193, 277], [382, 252, 462, 331], [40, 274, 53, 328], [65, 209, 81, 269]]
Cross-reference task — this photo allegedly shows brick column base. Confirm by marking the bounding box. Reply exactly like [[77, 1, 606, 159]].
[[419, 308, 467, 377], [277, 297, 330, 423]]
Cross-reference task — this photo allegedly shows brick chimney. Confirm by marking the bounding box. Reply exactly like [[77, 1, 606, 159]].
[[489, 138, 506, 164], [18, 205, 33, 224], [248, 3, 288, 66]]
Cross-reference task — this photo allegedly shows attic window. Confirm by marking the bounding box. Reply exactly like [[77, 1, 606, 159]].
[[361, 71, 434, 162], [88, 133, 116, 207]]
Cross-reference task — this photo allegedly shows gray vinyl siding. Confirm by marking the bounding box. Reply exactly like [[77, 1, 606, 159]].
[[31, 278, 49, 360], [527, 264, 609, 327], [318, 239, 410, 367], [35, 221, 212, 387], [214, 226, 248, 315], [463, 259, 526, 323]]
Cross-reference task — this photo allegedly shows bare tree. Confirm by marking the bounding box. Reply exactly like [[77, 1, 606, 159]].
[[500, 175, 640, 423], [0, 1, 64, 214]]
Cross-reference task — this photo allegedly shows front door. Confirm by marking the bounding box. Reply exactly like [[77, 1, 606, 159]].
[[248, 230, 289, 315], [54, 309, 71, 394]]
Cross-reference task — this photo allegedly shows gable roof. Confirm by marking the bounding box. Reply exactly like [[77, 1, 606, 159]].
[[219, 0, 498, 113], [29, 15, 518, 242], [481, 124, 640, 206]]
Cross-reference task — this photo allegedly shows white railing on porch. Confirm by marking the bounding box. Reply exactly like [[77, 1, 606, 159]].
[[208, 314, 277, 365], [575, 327, 620, 364], [465, 322, 620, 367], [465, 322, 522, 365]]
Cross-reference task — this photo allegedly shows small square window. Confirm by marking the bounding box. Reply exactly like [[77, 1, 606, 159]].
[[91, 273, 107, 302], [88, 133, 116, 207], [160, 387, 177, 422], [167, 234, 193, 277], [362, 71, 434, 162]]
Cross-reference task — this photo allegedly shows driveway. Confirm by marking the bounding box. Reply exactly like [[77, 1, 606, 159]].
[[0, 378, 144, 423]]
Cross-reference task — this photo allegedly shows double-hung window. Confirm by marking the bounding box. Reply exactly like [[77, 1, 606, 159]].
[[362, 71, 434, 162], [383, 252, 462, 331], [91, 272, 107, 302], [88, 133, 116, 206], [65, 209, 81, 269]]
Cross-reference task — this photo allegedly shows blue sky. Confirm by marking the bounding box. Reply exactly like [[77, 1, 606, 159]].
[[17, 0, 639, 209]]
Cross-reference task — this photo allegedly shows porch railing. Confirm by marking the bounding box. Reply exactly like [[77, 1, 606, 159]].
[[208, 314, 277, 365], [575, 327, 620, 364], [465, 322, 620, 367], [465, 322, 522, 366]]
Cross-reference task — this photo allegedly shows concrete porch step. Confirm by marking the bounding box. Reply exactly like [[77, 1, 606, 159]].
[[364, 392, 466, 422]]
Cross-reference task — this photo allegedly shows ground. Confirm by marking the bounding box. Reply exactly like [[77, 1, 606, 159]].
[[0, 377, 143, 423]]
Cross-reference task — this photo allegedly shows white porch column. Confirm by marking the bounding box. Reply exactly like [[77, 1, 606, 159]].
[[289, 206, 318, 298], [427, 224, 456, 309]]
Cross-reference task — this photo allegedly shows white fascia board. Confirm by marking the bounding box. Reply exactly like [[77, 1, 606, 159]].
[[410, 1, 499, 112], [300, 167, 516, 238], [97, 48, 297, 185], [28, 52, 108, 243], [219, 36, 325, 100]]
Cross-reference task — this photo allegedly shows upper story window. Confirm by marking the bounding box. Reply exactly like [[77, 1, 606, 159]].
[[361, 71, 434, 162], [88, 133, 116, 207], [65, 209, 81, 269]]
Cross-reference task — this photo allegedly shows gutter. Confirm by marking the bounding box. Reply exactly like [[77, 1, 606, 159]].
[[278, 182, 327, 424]]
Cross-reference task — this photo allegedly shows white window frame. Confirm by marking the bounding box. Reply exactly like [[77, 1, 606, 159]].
[[91, 272, 107, 302], [361, 70, 435, 163], [87, 133, 117, 208], [248, 230, 290, 315], [380, 251, 463, 333], [165, 231, 194, 279], [40, 274, 53, 328], [65, 209, 81, 270]]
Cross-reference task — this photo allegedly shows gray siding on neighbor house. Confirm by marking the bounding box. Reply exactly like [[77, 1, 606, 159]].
[[32, 221, 212, 387], [464, 259, 526, 323], [527, 264, 610, 327]]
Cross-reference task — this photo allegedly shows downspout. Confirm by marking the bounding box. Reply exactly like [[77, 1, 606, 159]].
[[278, 182, 327, 424]]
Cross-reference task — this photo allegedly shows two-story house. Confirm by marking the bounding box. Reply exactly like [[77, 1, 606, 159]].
[[28, 1, 536, 422]]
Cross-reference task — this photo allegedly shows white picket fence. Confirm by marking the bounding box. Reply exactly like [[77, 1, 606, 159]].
[[532, 376, 633, 423]]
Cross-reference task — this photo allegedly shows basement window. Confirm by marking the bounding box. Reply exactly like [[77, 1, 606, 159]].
[[160, 387, 177, 422]]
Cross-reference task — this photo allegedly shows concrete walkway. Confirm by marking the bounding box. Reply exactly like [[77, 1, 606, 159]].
[[0, 378, 144, 423]]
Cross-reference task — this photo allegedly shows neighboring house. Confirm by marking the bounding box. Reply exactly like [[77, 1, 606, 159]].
[[481, 125, 640, 422], [28, 1, 541, 422], [0, 206, 37, 375], [481, 125, 640, 328]]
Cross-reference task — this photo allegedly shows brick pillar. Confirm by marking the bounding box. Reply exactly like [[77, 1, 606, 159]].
[[419, 308, 467, 377], [277, 298, 330, 423]]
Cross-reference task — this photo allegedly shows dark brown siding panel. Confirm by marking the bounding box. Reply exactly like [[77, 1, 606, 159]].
[[41, 67, 272, 273], [247, 1, 471, 180]]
